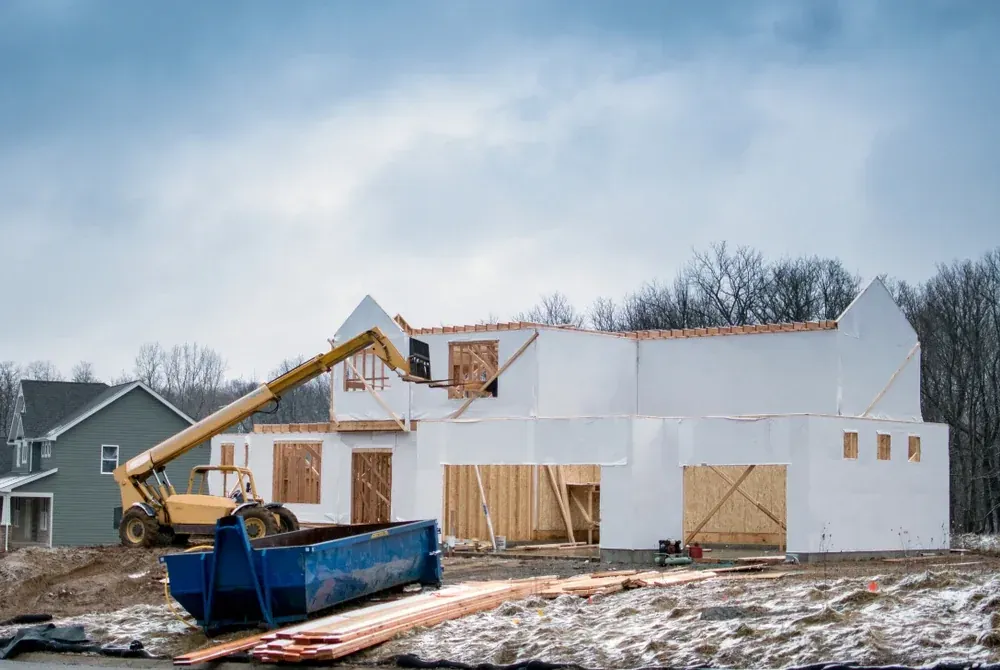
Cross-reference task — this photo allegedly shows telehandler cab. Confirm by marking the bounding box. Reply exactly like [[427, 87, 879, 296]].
[[115, 327, 431, 547]]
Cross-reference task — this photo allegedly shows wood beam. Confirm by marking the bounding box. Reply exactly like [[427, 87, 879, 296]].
[[451, 331, 539, 419], [706, 465, 786, 530], [544, 465, 576, 544], [684, 464, 756, 545], [861, 341, 920, 417], [346, 359, 407, 432]]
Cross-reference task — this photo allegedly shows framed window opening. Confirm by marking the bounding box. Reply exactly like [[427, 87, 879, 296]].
[[877, 433, 891, 461], [843, 431, 859, 460], [448, 340, 500, 399], [344, 347, 391, 392], [908, 435, 921, 462], [100, 444, 119, 474]]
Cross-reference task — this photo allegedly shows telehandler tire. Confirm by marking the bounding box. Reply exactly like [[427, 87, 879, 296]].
[[119, 508, 160, 548], [235, 505, 278, 539], [272, 506, 300, 533]]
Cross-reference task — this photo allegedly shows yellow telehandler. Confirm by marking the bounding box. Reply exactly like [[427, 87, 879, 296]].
[[114, 327, 431, 548]]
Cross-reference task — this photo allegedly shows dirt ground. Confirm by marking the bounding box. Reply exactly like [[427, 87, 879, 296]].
[[0, 545, 997, 665]]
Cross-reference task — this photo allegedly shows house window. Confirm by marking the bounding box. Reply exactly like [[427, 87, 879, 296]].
[[39, 499, 49, 532], [272, 442, 322, 504], [908, 435, 921, 462], [843, 431, 859, 460], [41, 443, 52, 459], [11, 498, 20, 527], [877, 433, 891, 461], [343, 348, 390, 392], [221, 443, 234, 467], [100, 445, 119, 474], [448, 340, 500, 399]]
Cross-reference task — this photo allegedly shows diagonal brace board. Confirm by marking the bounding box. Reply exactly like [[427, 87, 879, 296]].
[[346, 359, 407, 431], [861, 341, 920, 417], [684, 464, 757, 545], [707, 465, 785, 530], [544, 465, 576, 544], [450, 331, 539, 419]]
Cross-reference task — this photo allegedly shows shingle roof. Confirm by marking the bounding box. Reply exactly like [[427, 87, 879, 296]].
[[20, 380, 115, 439]]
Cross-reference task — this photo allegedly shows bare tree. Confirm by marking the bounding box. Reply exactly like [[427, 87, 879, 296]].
[[514, 292, 585, 327], [70, 361, 99, 383], [133, 342, 165, 390], [252, 357, 331, 425], [160, 343, 228, 420], [22, 360, 63, 381]]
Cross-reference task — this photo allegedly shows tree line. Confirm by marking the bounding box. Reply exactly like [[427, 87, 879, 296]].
[[3, 242, 999, 535]]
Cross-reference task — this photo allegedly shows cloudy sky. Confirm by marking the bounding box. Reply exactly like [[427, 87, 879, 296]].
[[2, 0, 999, 382]]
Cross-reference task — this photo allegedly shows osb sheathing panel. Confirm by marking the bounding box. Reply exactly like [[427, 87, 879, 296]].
[[682, 465, 786, 545], [442, 464, 601, 542]]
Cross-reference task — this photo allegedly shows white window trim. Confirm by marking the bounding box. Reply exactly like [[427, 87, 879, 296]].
[[41, 442, 51, 458], [100, 444, 119, 474]]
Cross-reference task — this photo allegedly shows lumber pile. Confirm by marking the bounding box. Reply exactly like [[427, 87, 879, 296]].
[[173, 566, 785, 666]]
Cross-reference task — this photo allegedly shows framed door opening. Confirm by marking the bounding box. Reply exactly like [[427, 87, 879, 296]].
[[682, 464, 787, 550]]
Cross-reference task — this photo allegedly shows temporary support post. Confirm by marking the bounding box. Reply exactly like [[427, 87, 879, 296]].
[[473, 465, 497, 551], [684, 464, 757, 546], [451, 331, 539, 419], [544, 465, 576, 544], [346, 359, 407, 432], [326, 338, 339, 429]]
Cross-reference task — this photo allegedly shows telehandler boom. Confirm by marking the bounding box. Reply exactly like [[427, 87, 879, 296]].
[[114, 327, 431, 547]]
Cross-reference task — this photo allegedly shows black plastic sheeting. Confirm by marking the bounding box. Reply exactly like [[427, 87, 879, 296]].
[[393, 655, 1000, 670], [0, 622, 153, 660]]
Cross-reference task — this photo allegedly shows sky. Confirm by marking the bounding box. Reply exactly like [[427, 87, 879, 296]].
[[2, 0, 999, 382]]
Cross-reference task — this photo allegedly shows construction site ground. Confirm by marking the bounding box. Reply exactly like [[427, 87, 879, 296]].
[[2, 545, 1000, 668]]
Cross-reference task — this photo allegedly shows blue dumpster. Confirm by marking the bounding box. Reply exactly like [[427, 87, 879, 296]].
[[159, 517, 442, 633]]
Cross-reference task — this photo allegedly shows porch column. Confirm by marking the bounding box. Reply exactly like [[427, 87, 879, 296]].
[[1, 494, 8, 553]]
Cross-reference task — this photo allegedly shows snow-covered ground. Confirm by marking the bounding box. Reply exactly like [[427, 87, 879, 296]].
[[365, 569, 1000, 669], [954, 534, 1000, 555]]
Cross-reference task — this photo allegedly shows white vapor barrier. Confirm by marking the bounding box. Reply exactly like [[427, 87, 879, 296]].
[[600, 418, 682, 551], [637, 330, 839, 418], [835, 280, 922, 421], [407, 329, 539, 420], [677, 416, 793, 466], [535, 329, 638, 417], [796, 416, 950, 554], [416, 417, 631, 465]]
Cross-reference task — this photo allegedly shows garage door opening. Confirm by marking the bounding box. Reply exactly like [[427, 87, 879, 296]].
[[682, 464, 787, 549], [442, 464, 601, 547]]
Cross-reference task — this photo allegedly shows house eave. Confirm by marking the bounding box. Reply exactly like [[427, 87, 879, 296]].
[[43, 381, 195, 440], [0, 468, 58, 494]]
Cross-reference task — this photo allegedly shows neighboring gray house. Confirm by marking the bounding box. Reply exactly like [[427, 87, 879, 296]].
[[1, 379, 210, 551]]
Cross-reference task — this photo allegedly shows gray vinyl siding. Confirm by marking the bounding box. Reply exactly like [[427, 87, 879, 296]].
[[13, 387, 210, 546]]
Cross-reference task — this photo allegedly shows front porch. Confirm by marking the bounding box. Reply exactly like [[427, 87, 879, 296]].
[[1, 494, 53, 552]]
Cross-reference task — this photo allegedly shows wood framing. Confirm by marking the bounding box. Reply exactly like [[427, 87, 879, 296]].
[[448, 340, 500, 400], [683, 464, 786, 547], [451, 332, 539, 419], [344, 347, 391, 392], [345, 359, 407, 431], [442, 464, 600, 543], [220, 442, 234, 493], [253, 420, 420, 433], [351, 450, 392, 524], [272, 441, 322, 505]]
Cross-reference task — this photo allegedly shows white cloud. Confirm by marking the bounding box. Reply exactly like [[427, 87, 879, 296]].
[[2, 31, 997, 382]]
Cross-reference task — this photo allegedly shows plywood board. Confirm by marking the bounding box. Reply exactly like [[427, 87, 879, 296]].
[[535, 465, 600, 534], [682, 465, 785, 545]]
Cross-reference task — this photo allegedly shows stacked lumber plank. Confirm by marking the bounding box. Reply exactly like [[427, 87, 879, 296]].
[[173, 566, 784, 665]]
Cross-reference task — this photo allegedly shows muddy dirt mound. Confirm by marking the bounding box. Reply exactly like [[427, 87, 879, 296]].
[[0, 546, 170, 620]]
